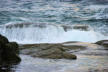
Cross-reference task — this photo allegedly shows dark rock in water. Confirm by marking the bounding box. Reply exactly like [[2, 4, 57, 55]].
[[72, 24, 90, 31], [6, 42, 19, 54], [5, 23, 47, 29], [0, 34, 21, 67], [61, 25, 72, 32], [0, 45, 2, 65], [61, 24, 91, 32], [3, 43, 21, 63], [0, 34, 9, 66], [0, 34, 9, 44], [95, 40, 108, 47]]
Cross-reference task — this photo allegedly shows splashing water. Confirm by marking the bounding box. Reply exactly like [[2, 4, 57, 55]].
[[0, 23, 107, 44], [0, 0, 108, 44]]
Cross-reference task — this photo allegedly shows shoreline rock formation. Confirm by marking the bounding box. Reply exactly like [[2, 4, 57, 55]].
[[0, 34, 21, 67], [19, 39, 108, 59], [20, 43, 78, 59]]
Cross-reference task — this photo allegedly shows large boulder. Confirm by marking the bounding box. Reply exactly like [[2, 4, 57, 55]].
[[6, 42, 20, 54], [0, 34, 9, 44], [0, 34, 21, 67], [0, 34, 9, 66]]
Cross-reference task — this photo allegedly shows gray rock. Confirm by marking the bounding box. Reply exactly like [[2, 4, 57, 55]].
[[20, 41, 106, 59], [63, 52, 77, 59], [20, 42, 88, 59]]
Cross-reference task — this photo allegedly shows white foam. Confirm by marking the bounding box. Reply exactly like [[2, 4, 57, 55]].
[[57, 30, 107, 43], [0, 23, 107, 44]]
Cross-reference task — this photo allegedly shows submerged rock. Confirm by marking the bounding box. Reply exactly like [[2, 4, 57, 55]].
[[72, 24, 90, 31], [0, 34, 21, 67]]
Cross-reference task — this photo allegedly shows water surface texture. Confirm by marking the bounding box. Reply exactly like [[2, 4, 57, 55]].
[[0, 0, 108, 43]]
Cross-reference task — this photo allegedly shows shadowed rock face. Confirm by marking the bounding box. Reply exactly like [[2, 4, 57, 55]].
[[95, 40, 108, 47], [0, 34, 9, 44], [0, 34, 21, 67], [0, 44, 2, 65]]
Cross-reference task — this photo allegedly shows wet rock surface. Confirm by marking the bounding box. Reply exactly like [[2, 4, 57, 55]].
[[0, 34, 21, 67], [18, 40, 108, 72], [20, 43, 78, 59], [1, 38, 107, 71], [20, 40, 108, 59]]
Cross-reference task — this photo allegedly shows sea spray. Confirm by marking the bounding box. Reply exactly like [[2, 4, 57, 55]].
[[0, 23, 107, 44]]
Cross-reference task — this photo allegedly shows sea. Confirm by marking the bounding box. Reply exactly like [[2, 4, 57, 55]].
[[0, 0, 108, 44]]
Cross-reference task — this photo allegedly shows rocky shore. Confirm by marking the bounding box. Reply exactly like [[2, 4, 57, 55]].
[[19, 39, 108, 59], [19, 40, 108, 72], [0, 34, 108, 72]]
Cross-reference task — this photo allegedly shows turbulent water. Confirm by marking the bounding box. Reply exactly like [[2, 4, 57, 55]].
[[0, 0, 108, 43]]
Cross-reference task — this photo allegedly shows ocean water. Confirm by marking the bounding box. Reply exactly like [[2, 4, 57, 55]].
[[0, 0, 108, 43]]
